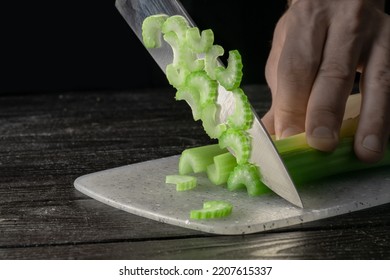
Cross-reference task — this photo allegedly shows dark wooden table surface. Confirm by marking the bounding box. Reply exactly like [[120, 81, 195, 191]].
[[1, 84, 390, 260]]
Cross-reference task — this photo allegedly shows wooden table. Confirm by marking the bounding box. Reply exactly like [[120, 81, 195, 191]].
[[1, 85, 390, 259]]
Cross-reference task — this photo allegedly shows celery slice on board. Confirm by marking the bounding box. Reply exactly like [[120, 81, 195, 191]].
[[190, 200, 233, 219], [166, 174, 197, 191]]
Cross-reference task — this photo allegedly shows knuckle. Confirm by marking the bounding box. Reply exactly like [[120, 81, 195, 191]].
[[317, 61, 353, 82], [372, 69, 390, 92], [310, 104, 343, 124], [276, 102, 307, 120], [289, 0, 317, 20], [278, 56, 318, 85]]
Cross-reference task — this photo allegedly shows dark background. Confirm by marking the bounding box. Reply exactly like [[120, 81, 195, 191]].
[[1, 1, 388, 94], [0, 0, 287, 94]]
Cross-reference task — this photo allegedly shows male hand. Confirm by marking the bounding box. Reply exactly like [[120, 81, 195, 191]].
[[262, 0, 389, 163]]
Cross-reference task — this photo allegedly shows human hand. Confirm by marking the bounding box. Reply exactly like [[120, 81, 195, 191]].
[[262, 0, 389, 163]]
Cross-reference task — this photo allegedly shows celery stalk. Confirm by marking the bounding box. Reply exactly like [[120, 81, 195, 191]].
[[280, 137, 390, 185]]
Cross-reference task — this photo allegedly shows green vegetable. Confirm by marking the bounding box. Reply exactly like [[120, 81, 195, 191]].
[[204, 44, 224, 80], [175, 71, 218, 121], [227, 163, 270, 196], [227, 88, 253, 130], [141, 14, 169, 48], [166, 64, 190, 88], [277, 136, 390, 186], [178, 144, 227, 175], [186, 27, 214, 53], [185, 71, 217, 106], [201, 102, 227, 139], [206, 152, 237, 185], [166, 174, 197, 191], [215, 50, 243, 90], [219, 129, 251, 165], [162, 32, 184, 67], [161, 15, 189, 42], [190, 200, 233, 219]]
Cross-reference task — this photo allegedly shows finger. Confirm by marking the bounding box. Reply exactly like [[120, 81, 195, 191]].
[[261, 109, 275, 135], [274, 7, 327, 139], [263, 16, 286, 135], [265, 14, 287, 95], [355, 23, 390, 163], [305, 19, 363, 152]]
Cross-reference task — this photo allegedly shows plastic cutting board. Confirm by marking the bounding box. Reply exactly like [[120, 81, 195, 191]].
[[74, 155, 390, 235]]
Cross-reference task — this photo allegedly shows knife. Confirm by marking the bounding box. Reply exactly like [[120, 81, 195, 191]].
[[115, 0, 304, 208]]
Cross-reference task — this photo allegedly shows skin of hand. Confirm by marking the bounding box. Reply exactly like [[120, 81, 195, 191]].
[[262, 0, 389, 163]]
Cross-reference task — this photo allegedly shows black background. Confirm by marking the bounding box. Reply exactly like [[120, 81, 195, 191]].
[[1, 1, 388, 94], [0, 0, 287, 94]]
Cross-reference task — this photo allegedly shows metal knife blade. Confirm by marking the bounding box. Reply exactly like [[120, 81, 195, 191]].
[[115, 0, 304, 208]]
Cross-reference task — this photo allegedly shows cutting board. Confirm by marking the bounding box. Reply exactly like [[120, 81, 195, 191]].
[[74, 155, 390, 235]]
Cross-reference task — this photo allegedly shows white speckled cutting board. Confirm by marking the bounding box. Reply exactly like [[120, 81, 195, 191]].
[[74, 155, 390, 235]]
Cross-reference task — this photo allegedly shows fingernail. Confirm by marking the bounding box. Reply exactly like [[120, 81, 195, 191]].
[[281, 127, 302, 139], [311, 126, 336, 139], [362, 134, 382, 153], [307, 126, 338, 152]]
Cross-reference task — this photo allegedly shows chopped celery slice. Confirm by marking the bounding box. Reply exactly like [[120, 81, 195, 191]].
[[178, 144, 227, 175], [175, 87, 202, 121], [166, 174, 197, 191], [163, 32, 182, 67], [161, 15, 189, 42], [185, 71, 217, 106], [207, 152, 237, 185], [219, 129, 251, 165], [181, 46, 205, 72], [227, 164, 269, 196], [186, 27, 214, 53], [166, 64, 190, 88], [201, 102, 227, 139], [190, 200, 233, 219], [165, 31, 203, 72], [204, 44, 224, 80], [215, 50, 243, 90], [227, 88, 253, 130], [141, 14, 169, 48]]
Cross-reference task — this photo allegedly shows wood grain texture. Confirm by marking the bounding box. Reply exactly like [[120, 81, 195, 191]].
[[1, 85, 389, 259]]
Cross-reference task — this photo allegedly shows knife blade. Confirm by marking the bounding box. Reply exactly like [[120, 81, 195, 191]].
[[115, 0, 304, 208]]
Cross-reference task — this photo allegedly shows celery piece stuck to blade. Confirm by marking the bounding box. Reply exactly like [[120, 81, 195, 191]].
[[185, 71, 217, 106], [227, 88, 253, 130], [204, 44, 224, 80], [215, 50, 243, 90], [161, 15, 189, 42], [141, 14, 169, 48], [227, 163, 270, 196], [186, 27, 214, 53], [201, 102, 227, 139], [219, 129, 251, 165]]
